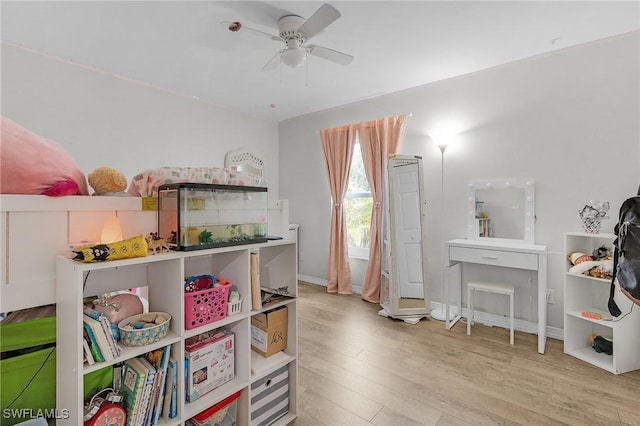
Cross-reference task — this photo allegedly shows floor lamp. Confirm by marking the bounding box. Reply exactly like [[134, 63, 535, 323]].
[[430, 143, 455, 322]]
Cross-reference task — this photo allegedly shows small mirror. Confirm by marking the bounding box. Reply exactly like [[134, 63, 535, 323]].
[[467, 178, 535, 243]]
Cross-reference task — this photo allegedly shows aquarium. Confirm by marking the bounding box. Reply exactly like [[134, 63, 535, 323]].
[[158, 183, 268, 251]]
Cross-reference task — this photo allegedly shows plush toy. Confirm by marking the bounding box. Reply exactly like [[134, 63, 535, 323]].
[[592, 245, 611, 260], [591, 334, 613, 355], [567, 252, 593, 265], [73, 235, 148, 262], [88, 167, 129, 196], [1, 116, 89, 195], [567, 251, 613, 279]]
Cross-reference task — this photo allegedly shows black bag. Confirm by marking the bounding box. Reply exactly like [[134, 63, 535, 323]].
[[608, 188, 640, 317]]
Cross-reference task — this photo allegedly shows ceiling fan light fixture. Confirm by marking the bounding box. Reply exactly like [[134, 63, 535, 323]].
[[281, 47, 306, 67]]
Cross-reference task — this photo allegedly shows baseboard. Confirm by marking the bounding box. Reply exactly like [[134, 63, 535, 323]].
[[429, 302, 564, 341], [297, 277, 564, 341], [297, 275, 363, 295], [297, 274, 327, 286]]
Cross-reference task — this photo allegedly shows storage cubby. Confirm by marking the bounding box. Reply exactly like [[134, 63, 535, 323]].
[[563, 232, 640, 374], [56, 239, 297, 425]]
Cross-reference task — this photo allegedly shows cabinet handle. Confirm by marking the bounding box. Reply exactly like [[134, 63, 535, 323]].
[[481, 255, 499, 260]]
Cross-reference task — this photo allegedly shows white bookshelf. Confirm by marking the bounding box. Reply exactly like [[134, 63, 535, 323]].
[[56, 240, 297, 425], [563, 232, 640, 374]]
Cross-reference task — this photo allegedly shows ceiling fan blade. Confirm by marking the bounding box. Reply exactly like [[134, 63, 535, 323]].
[[297, 3, 341, 39], [263, 50, 284, 70], [222, 21, 280, 41], [307, 44, 354, 65]]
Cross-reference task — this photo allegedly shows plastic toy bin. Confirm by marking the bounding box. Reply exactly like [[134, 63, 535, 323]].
[[185, 283, 231, 330], [0, 316, 56, 426], [187, 390, 241, 426]]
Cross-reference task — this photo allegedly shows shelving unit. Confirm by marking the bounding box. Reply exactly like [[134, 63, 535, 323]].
[[56, 239, 297, 425], [477, 218, 491, 237], [563, 232, 640, 374]]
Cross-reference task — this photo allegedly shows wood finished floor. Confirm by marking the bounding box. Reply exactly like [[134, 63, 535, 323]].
[[292, 282, 640, 426]]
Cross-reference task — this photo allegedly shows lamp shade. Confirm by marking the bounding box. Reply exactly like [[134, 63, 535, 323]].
[[281, 48, 306, 67], [100, 216, 123, 243]]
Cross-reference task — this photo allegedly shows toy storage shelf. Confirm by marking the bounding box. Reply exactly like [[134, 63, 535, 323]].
[[563, 232, 640, 374], [56, 239, 297, 425]]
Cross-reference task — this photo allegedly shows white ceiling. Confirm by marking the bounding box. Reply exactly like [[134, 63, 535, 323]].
[[2, 1, 639, 123]]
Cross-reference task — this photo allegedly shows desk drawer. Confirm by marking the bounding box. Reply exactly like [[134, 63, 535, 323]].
[[450, 246, 538, 270]]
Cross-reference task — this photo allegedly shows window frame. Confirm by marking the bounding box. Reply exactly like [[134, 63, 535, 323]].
[[344, 143, 372, 260]]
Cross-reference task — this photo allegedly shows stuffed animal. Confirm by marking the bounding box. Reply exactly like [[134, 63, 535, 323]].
[[567, 251, 613, 279], [88, 167, 129, 196], [1, 116, 89, 195], [73, 234, 148, 262], [592, 245, 611, 260]]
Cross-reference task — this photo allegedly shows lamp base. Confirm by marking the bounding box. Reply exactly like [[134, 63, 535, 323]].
[[430, 307, 456, 322]]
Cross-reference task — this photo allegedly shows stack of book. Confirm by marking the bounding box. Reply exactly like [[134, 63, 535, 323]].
[[120, 345, 176, 426], [82, 306, 121, 365]]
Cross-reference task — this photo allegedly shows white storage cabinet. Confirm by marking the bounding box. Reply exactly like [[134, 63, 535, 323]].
[[563, 232, 640, 374], [56, 240, 297, 425]]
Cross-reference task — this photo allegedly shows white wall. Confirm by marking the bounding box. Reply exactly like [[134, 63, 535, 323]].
[[279, 32, 640, 330], [1, 43, 280, 200]]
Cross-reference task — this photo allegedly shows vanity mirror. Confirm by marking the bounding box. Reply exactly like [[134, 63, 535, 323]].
[[466, 178, 535, 243]]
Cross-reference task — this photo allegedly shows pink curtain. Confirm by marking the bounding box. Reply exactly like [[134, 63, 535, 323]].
[[358, 114, 408, 302], [320, 124, 356, 294]]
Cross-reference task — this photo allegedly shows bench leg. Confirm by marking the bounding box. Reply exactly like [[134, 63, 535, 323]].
[[467, 286, 473, 336], [510, 292, 514, 345]]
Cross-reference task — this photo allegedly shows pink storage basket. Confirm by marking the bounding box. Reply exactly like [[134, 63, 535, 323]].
[[185, 280, 231, 330]]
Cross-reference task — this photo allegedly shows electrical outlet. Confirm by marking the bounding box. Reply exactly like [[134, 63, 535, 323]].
[[546, 289, 554, 304]]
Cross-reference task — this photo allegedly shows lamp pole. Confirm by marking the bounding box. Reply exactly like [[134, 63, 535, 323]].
[[430, 143, 452, 322]]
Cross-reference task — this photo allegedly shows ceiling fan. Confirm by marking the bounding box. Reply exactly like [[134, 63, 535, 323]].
[[224, 3, 354, 70]]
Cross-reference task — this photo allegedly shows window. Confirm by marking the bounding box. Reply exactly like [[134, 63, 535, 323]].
[[345, 142, 372, 259]]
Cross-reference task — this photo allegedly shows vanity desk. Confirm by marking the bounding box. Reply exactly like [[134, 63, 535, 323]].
[[444, 238, 548, 354]]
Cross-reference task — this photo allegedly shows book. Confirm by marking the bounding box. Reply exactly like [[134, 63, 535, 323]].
[[83, 324, 104, 363], [121, 357, 148, 426], [136, 356, 157, 426], [83, 314, 114, 362], [143, 351, 163, 426], [83, 305, 121, 358], [145, 345, 171, 426], [168, 357, 178, 419], [82, 336, 95, 366], [161, 360, 175, 419]]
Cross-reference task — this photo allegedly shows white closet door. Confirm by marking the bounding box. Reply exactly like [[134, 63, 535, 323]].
[[392, 162, 424, 299]]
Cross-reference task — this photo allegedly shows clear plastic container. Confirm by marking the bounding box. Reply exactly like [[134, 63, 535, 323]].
[[187, 390, 241, 426]]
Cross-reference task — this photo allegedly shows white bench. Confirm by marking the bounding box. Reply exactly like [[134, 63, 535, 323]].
[[467, 281, 514, 345]]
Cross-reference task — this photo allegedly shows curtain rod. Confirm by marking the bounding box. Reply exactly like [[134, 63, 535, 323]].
[[315, 113, 412, 134]]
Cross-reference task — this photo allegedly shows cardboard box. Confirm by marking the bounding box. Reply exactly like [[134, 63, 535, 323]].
[[251, 306, 288, 357], [185, 329, 235, 402]]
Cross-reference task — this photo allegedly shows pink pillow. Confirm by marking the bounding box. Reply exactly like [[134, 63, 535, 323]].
[[0, 117, 89, 195]]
